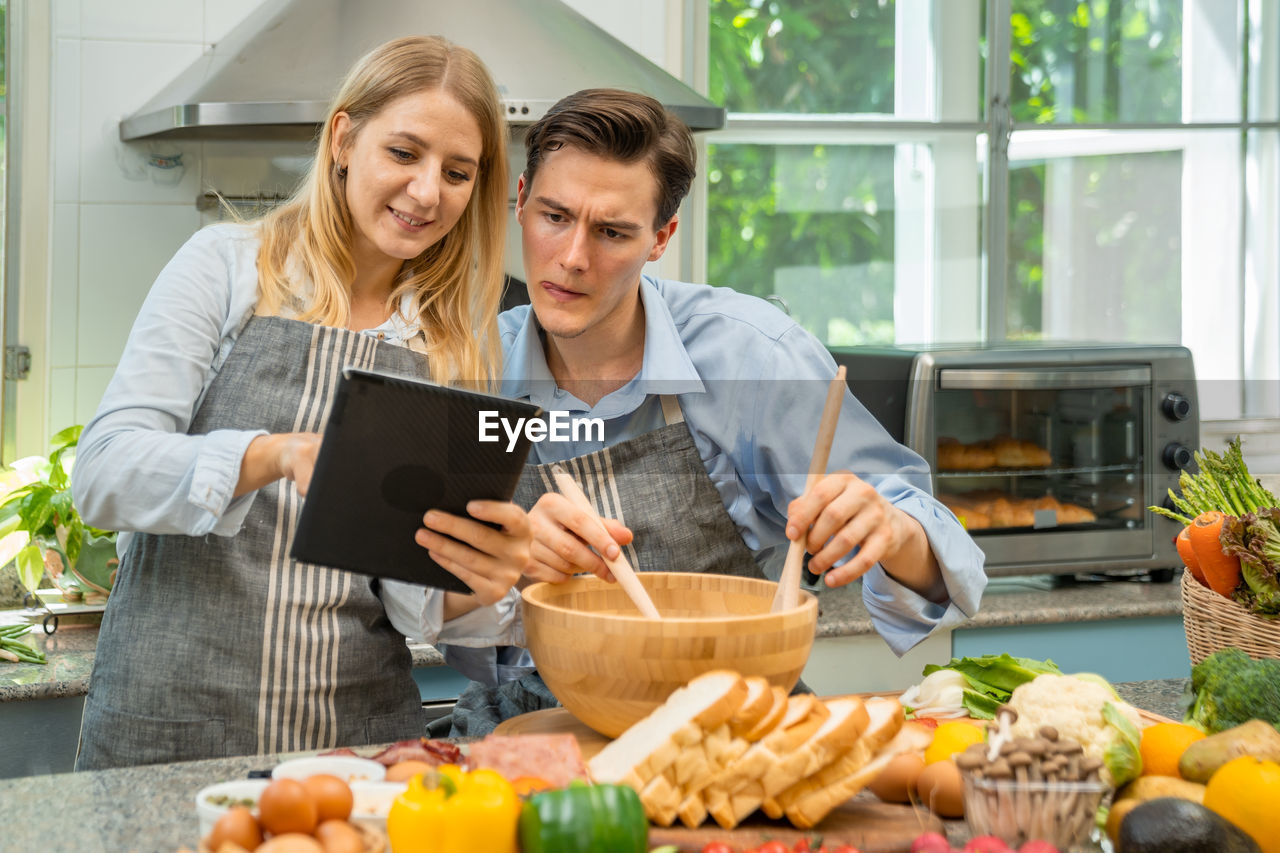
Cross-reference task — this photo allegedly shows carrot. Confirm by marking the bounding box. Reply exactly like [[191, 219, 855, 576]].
[[1187, 511, 1242, 598], [1177, 525, 1207, 587]]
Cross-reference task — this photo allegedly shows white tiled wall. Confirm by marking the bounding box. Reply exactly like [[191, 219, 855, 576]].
[[48, 0, 262, 430], [40, 0, 676, 435]]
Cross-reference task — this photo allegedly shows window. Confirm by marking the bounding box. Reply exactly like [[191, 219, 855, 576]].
[[704, 0, 1280, 419]]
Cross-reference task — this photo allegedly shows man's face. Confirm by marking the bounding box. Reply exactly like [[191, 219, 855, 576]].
[[516, 146, 677, 345]]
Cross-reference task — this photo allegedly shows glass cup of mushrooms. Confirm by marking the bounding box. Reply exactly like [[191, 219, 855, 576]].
[[956, 706, 1111, 850]]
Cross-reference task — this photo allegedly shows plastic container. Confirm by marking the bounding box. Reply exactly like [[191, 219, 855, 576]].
[[194, 778, 269, 838], [963, 775, 1110, 849], [271, 754, 386, 784], [349, 779, 409, 826]]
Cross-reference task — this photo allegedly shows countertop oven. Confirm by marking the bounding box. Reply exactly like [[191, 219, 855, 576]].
[[830, 344, 1198, 577]]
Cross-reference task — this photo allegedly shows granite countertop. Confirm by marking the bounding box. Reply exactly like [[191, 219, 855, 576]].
[[1, 574, 1183, 703], [0, 678, 1187, 852]]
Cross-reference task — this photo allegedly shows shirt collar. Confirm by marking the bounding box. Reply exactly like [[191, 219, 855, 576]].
[[503, 275, 705, 415]]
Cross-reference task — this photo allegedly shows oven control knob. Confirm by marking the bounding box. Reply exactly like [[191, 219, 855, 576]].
[[1163, 442, 1194, 471], [1162, 392, 1192, 421]]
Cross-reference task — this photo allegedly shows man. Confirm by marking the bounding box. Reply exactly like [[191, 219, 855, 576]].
[[440, 89, 985, 735]]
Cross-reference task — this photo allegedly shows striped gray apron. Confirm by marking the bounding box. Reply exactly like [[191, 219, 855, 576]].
[[77, 316, 428, 769], [437, 395, 767, 737]]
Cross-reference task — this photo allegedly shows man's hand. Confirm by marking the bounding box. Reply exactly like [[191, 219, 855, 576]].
[[415, 500, 532, 606], [786, 470, 943, 599], [524, 492, 634, 583]]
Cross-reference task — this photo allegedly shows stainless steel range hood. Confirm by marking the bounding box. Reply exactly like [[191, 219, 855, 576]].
[[119, 0, 725, 141]]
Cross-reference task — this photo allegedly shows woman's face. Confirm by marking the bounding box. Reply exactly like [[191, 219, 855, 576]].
[[331, 88, 484, 275]]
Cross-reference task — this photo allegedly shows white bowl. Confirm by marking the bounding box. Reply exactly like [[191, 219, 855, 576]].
[[271, 755, 386, 784], [349, 779, 409, 826], [194, 778, 269, 837]]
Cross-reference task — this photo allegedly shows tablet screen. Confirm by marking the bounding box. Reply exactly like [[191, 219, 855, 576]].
[[290, 366, 542, 592]]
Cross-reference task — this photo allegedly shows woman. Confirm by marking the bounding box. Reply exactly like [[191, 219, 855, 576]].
[[71, 36, 529, 769]]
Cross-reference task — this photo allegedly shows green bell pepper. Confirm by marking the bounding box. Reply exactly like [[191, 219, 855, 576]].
[[518, 780, 648, 853]]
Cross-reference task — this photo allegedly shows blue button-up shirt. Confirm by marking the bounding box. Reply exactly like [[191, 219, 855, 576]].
[[500, 275, 986, 654]]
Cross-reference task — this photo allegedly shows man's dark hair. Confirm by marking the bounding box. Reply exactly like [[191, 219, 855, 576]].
[[523, 88, 696, 229]]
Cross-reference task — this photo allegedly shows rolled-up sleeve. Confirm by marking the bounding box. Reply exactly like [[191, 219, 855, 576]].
[[740, 327, 987, 653], [72, 225, 267, 537], [860, 490, 988, 655], [378, 581, 523, 646]]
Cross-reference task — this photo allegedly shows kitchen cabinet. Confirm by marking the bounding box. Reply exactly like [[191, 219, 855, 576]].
[[952, 614, 1189, 683], [0, 695, 84, 779]]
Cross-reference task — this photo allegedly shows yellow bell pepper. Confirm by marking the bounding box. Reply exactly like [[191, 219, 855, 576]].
[[386, 764, 520, 853]]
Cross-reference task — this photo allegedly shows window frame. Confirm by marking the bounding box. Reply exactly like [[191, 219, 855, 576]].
[[697, 0, 1280, 419]]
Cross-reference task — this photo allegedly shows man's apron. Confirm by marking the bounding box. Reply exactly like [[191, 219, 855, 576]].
[[77, 317, 429, 769], [437, 396, 769, 737]]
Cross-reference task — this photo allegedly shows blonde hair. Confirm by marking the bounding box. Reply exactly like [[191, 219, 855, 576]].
[[255, 36, 508, 387]]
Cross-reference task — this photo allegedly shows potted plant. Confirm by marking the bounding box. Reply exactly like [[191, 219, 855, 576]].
[[0, 425, 117, 605]]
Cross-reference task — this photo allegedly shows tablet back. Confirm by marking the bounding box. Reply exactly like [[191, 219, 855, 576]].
[[291, 366, 542, 591]]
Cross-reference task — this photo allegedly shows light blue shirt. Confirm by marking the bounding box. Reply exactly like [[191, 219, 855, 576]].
[[72, 223, 519, 647], [500, 275, 987, 654]]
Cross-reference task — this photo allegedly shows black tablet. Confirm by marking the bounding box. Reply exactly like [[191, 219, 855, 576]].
[[290, 366, 542, 592]]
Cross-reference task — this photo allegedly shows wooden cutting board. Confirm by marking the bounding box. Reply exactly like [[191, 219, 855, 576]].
[[494, 707, 944, 852], [493, 694, 1176, 852]]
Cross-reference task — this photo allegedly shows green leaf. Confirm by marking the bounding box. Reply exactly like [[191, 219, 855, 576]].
[[961, 689, 1003, 720], [1101, 701, 1143, 786], [48, 424, 81, 452], [15, 543, 45, 593]]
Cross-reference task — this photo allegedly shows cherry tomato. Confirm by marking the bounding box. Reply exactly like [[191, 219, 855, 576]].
[[758, 842, 790, 853], [792, 840, 812, 853], [829, 846, 862, 853], [701, 843, 736, 853]]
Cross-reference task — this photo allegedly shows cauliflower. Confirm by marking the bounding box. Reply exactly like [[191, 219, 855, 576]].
[[1005, 673, 1144, 787]]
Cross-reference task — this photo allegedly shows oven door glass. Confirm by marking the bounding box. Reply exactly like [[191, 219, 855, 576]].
[[931, 365, 1153, 572]]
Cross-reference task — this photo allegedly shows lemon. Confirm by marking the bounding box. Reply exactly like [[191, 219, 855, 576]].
[[924, 720, 985, 765], [1203, 755, 1280, 852]]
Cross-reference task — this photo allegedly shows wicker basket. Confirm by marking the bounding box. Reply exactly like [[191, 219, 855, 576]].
[[1181, 568, 1280, 664]]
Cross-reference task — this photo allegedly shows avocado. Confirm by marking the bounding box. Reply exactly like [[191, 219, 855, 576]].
[[1118, 797, 1261, 852]]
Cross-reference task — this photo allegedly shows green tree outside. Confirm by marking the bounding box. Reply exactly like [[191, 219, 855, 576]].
[[706, 0, 1186, 345]]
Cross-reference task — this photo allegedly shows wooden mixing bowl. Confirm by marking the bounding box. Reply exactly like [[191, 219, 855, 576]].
[[521, 572, 819, 738]]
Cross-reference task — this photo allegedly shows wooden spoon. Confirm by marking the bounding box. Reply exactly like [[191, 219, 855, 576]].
[[550, 465, 662, 619], [771, 366, 847, 613]]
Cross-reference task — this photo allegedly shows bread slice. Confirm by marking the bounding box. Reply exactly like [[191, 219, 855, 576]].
[[704, 694, 832, 829], [673, 719, 755, 828], [767, 697, 904, 812], [705, 696, 867, 829], [757, 696, 870, 801], [588, 669, 748, 790], [782, 715, 934, 829], [727, 676, 774, 738], [639, 765, 682, 826], [741, 685, 789, 741], [762, 696, 903, 819]]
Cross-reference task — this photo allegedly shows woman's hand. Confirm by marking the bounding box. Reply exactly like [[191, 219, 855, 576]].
[[786, 470, 944, 599], [236, 433, 322, 497], [524, 492, 633, 584], [415, 500, 532, 605]]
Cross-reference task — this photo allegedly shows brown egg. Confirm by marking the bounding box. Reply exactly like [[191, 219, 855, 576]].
[[384, 759, 435, 783], [257, 778, 320, 836], [868, 752, 927, 803], [915, 758, 966, 818], [204, 805, 264, 851], [254, 833, 325, 853], [302, 774, 354, 822], [314, 819, 365, 853]]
